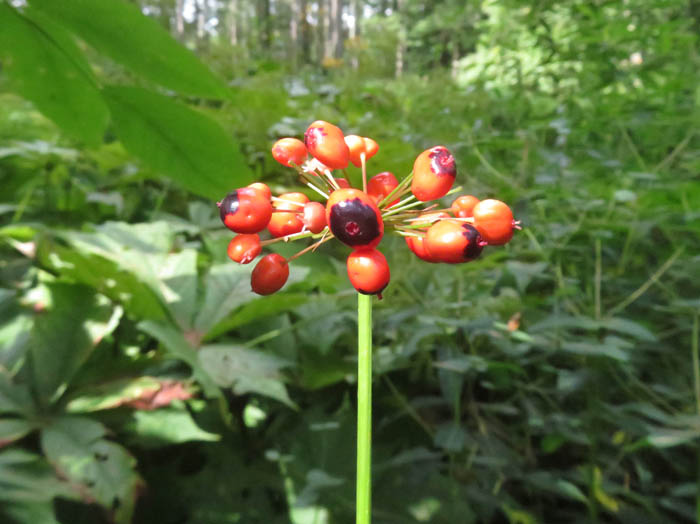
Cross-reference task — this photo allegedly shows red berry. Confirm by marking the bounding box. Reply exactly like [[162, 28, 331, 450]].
[[367, 172, 399, 207], [425, 220, 484, 263], [271, 138, 307, 167], [345, 135, 380, 167], [248, 182, 272, 200], [472, 199, 515, 245], [411, 146, 457, 201], [335, 177, 351, 188], [451, 195, 479, 218], [302, 201, 327, 233], [326, 188, 384, 249], [219, 188, 273, 234], [346, 248, 390, 295], [405, 235, 439, 263], [227, 234, 262, 264], [304, 120, 349, 169], [251, 254, 289, 295], [268, 192, 308, 237]]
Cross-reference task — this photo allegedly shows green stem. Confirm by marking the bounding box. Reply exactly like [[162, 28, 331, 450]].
[[357, 293, 372, 524], [692, 313, 700, 523]]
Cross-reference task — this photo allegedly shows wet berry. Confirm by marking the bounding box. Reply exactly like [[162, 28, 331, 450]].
[[326, 188, 384, 249], [367, 172, 399, 207], [451, 195, 479, 218], [411, 146, 457, 201], [219, 188, 273, 234], [302, 201, 327, 233], [227, 234, 262, 264], [272, 138, 308, 167], [304, 120, 349, 169], [346, 248, 390, 296], [425, 220, 484, 263], [251, 253, 289, 295], [472, 199, 515, 245]]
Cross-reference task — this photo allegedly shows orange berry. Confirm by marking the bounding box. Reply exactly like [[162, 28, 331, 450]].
[[302, 202, 327, 233], [304, 120, 349, 169], [367, 172, 399, 206], [425, 221, 484, 263], [346, 248, 390, 295], [472, 199, 515, 245], [411, 146, 457, 201], [451, 195, 480, 218], [227, 234, 262, 264], [271, 138, 308, 167]]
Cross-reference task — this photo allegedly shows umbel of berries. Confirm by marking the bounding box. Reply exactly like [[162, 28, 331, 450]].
[[216, 120, 520, 296]]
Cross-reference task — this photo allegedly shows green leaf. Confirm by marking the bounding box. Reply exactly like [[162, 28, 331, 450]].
[[0, 419, 35, 447], [0, 449, 75, 503], [0, 4, 108, 145], [0, 373, 34, 416], [125, 408, 220, 448], [41, 417, 141, 522], [199, 344, 296, 408], [30, 283, 122, 403], [102, 86, 251, 199], [65, 376, 171, 412], [29, 0, 227, 97]]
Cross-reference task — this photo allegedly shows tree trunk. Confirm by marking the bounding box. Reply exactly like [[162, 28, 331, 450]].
[[330, 0, 343, 59], [175, 0, 185, 39], [349, 0, 361, 69], [300, 0, 311, 64], [229, 0, 238, 46]]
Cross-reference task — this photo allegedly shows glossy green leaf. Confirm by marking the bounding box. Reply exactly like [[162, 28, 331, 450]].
[[102, 86, 251, 199], [0, 4, 108, 144], [29, 0, 227, 97]]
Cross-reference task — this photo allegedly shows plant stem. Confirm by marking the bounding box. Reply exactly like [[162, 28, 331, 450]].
[[692, 313, 700, 523], [356, 293, 372, 524]]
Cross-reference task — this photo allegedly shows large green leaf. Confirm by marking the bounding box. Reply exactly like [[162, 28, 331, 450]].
[[199, 344, 296, 407], [30, 283, 122, 403], [124, 408, 220, 448], [41, 417, 140, 523], [102, 86, 251, 199], [0, 449, 75, 503], [0, 4, 108, 144], [29, 0, 227, 97]]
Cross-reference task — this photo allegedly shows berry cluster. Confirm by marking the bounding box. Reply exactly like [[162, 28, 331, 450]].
[[218, 120, 520, 297]]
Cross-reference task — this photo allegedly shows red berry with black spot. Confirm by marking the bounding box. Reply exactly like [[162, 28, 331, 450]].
[[346, 248, 390, 296], [251, 253, 289, 295], [271, 138, 308, 167], [411, 146, 457, 201], [304, 120, 349, 170], [425, 220, 484, 264], [367, 172, 399, 207], [227, 234, 262, 264], [326, 188, 384, 249], [219, 187, 273, 234]]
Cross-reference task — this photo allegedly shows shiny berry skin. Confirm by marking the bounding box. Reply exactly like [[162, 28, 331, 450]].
[[271, 138, 308, 167], [472, 199, 515, 245], [248, 182, 272, 200], [451, 195, 480, 218], [302, 202, 327, 233], [405, 235, 439, 263], [219, 188, 273, 234], [425, 221, 484, 264], [251, 254, 289, 295], [335, 177, 351, 188], [227, 234, 262, 264], [345, 135, 380, 167], [367, 172, 399, 207], [411, 146, 457, 201], [268, 192, 308, 237], [346, 248, 390, 295], [326, 188, 384, 249], [304, 120, 349, 169]]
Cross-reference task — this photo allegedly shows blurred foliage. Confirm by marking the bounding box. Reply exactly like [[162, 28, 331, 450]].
[[1, 0, 699, 523]]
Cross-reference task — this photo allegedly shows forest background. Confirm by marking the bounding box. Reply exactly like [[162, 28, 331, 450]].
[[0, 0, 699, 523]]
